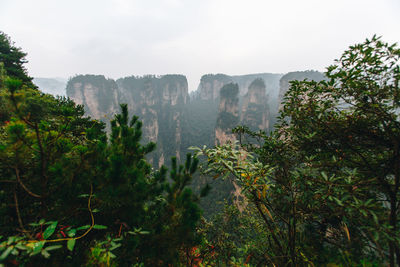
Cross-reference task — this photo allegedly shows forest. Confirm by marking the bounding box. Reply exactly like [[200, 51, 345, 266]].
[[1, 31, 400, 266]]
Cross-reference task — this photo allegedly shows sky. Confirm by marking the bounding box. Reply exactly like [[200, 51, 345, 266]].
[[1, 0, 399, 92]]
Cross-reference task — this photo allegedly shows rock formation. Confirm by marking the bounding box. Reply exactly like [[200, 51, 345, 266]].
[[64, 70, 324, 215], [215, 83, 239, 145], [65, 71, 324, 167], [67, 74, 188, 167], [66, 75, 119, 120], [278, 70, 325, 109], [241, 78, 269, 131], [195, 74, 232, 101], [194, 73, 282, 101]]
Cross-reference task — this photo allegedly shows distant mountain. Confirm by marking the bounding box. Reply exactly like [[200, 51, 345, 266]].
[[64, 71, 325, 215], [33, 77, 67, 96]]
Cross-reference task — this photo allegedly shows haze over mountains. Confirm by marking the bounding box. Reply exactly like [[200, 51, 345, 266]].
[[33, 77, 67, 96], [34, 70, 325, 168]]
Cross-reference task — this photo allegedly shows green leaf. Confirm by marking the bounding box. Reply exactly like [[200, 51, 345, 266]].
[[108, 252, 116, 258], [76, 225, 90, 231], [43, 221, 58, 239], [371, 211, 379, 225], [0, 246, 13, 261], [333, 197, 343, 206], [110, 243, 121, 251], [45, 245, 62, 251], [41, 249, 51, 258], [67, 239, 76, 251], [31, 241, 45, 256], [93, 225, 107, 230], [15, 243, 28, 250], [67, 229, 76, 237]]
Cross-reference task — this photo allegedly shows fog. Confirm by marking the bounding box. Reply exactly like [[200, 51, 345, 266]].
[[1, 0, 399, 91]]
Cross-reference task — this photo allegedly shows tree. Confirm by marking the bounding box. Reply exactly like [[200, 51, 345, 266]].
[[0, 31, 33, 85], [0, 32, 206, 266], [0, 80, 205, 265], [92, 104, 205, 266], [0, 75, 107, 265], [280, 35, 400, 266], [195, 36, 399, 266]]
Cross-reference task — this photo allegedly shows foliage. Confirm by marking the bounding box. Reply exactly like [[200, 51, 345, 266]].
[[216, 111, 239, 130], [279, 35, 400, 266], [0, 31, 33, 85], [219, 83, 239, 99], [0, 32, 207, 266], [197, 203, 270, 266], [195, 36, 399, 266], [0, 217, 108, 264]]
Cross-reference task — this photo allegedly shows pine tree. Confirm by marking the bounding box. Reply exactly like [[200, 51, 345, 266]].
[[0, 31, 33, 85]]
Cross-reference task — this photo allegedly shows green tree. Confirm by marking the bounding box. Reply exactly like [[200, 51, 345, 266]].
[[0, 32, 206, 266], [280, 35, 400, 266], [0, 80, 205, 266], [0, 31, 33, 85], [195, 36, 399, 266], [92, 104, 205, 266]]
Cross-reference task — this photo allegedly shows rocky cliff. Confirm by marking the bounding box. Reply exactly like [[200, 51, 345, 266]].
[[195, 74, 232, 101], [241, 78, 269, 131], [194, 73, 282, 101], [66, 74, 188, 167], [66, 75, 119, 120], [278, 70, 325, 108], [65, 71, 324, 167], [187, 73, 282, 148], [116, 75, 188, 167], [215, 83, 239, 145], [65, 70, 324, 216]]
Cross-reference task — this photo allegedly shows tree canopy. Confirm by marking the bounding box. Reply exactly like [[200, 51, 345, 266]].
[[195, 36, 400, 266], [0, 32, 207, 266], [0, 31, 33, 85]]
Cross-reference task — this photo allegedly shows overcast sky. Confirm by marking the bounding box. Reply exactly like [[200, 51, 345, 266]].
[[1, 0, 399, 91]]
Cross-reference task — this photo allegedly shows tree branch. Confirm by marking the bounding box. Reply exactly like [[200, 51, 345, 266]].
[[14, 167, 41, 198]]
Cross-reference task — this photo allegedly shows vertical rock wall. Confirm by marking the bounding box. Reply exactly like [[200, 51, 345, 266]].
[[67, 74, 188, 167], [240, 78, 269, 131], [66, 75, 119, 121], [215, 83, 239, 145], [278, 70, 326, 109], [66, 71, 324, 168]]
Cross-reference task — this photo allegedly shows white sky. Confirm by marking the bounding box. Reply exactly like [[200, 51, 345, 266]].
[[1, 0, 399, 91]]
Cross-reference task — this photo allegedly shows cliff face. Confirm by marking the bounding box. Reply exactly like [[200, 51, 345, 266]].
[[195, 73, 282, 101], [195, 74, 232, 101], [241, 78, 269, 131], [64, 70, 325, 216], [65, 71, 324, 169], [278, 70, 325, 108], [66, 75, 119, 120], [117, 75, 188, 167], [66, 74, 188, 167], [215, 83, 239, 145]]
